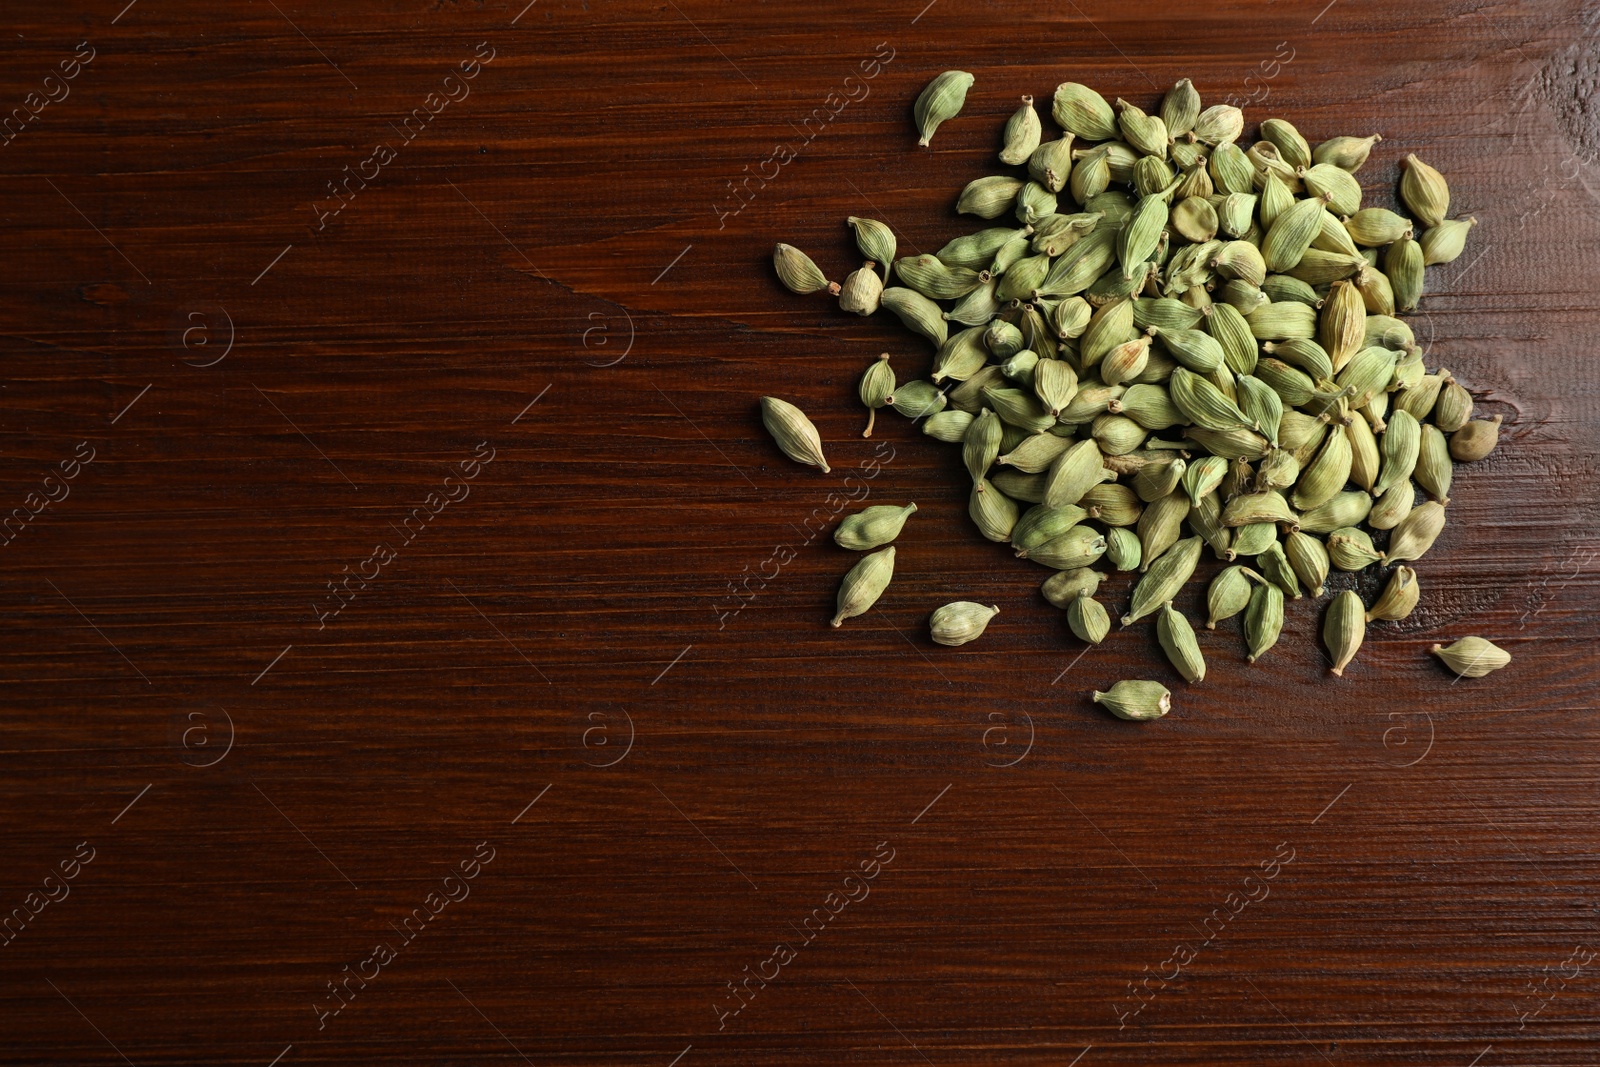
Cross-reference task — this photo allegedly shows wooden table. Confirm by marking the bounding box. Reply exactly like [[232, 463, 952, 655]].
[[2, 1, 1597, 1063]]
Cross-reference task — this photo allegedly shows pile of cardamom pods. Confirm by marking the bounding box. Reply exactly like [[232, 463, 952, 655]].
[[763, 74, 1511, 720]]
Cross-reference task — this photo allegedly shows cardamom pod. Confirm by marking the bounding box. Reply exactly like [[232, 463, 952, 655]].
[[773, 243, 839, 295], [1367, 565, 1419, 622], [1449, 416, 1502, 461], [970, 478, 1021, 542], [760, 396, 829, 473], [1327, 526, 1386, 571], [1207, 565, 1254, 627], [1312, 133, 1381, 172], [1161, 78, 1201, 137], [1374, 409, 1422, 497], [858, 352, 895, 437], [914, 70, 975, 147], [1430, 636, 1510, 678], [1367, 480, 1415, 530], [1042, 566, 1106, 608], [831, 546, 894, 627], [1324, 589, 1366, 676], [1104, 525, 1142, 571], [999, 95, 1043, 166], [1028, 524, 1108, 570], [1386, 500, 1446, 562], [1092, 679, 1172, 721], [1433, 378, 1474, 432], [834, 502, 917, 551], [1012, 503, 1091, 557], [1244, 579, 1284, 662], [880, 287, 948, 348], [846, 217, 897, 281], [1115, 97, 1169, 159], [1419, 217, 1477, 265], [957, 175, 1024, 219], [1123, 536, 1202, 626], [921, 409, 974, 443], [1193, 104, 1244, 146], [1260, 117, 1313, 169], [1157, 601, 1206, 682], [1257, 540, 1302, 599], [1384, 235, 1425, 312], [1298, 490, 1373, 534], [1068, 593, 1111, 643], [890, 379, 948, 419], [930, 601, 999, 646], [1399, 153, 1449, 227], [1052, 82, 1118, 141], [1285, 529, 1330, 597], [1344, 207, 1411, 247], [839, 261, 884, 316]]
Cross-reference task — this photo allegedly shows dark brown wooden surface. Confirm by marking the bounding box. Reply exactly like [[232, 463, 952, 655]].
[[2, 1, 1598, 1064]]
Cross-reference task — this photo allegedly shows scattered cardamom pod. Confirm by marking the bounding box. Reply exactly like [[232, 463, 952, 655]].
[[773, 243, 839, 295], [1068, 592, 1111, 644], [914, 70, 975, 147], [760, 396, 829, 473], [1430, 636, 1510, 678], [1092, 679, 1172, 721], [834, 503, 916, 551], [1367, 565, 1419, 622], [831, 546, 894, 628], [1157, 601, 1206, 682], [930, 601, 999, 646], [1324, 589, 1366, 676]]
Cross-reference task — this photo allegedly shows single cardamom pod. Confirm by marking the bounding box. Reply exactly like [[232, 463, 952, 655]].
[[1386, 499, 1446, 562], [936, 226, 1016, 269], [930, 601, 999, 646], [970, 478, 1021, 542], [999, 95, 1043, 166], [1068, 592, 1111, 644], [921, 409, 974, 443], [1374, 409, 1422, 497], [1222, 489, 1298, 529], [1257, 541, 1302, 599], [933, 325, 992, 384], [1248, 140, 1302, 191], [858, 352, 895, 437], [1123, 536, 1202, 626], [1033, 358, 1080, 418], [1136, 490, 1191, 568], [1012, 503, 1091, 557], [1181, 454, 1227, 508], [1092, 679, 1172, 721], [1131, 456, 1186, 503], [1104, 525, 1142, 571], [896, 254, 984, 301], [1209, 141, 1255, 195], [1367, 565, 1419, 622], [1414, 423, 1452, 504], [1182, 425, 1271, 460], [963, 409, 1003, 484], [773, 243, 839, 296], [1115, 97, 1169, 159], [760, 396, 829, 473], [1430, 636, 1510, 678], [1263, 338, 1334, 380], [1027, 524, 1108, 570], [1344, 412, 1380, 492], [991, 468, 1048, 503], [1118, 195, 1170, 280], [839, 260, 884, 317], [1384, 235, 1425, 313], [834, 503, 917, 551], [1260, 117, 1313, 169], [1236, 375, 1284, 447], [1160, 78, 1201, 137], [1016, 180, 1059, 226], [1344, 207, 1412, 247], [914, 70, 975, 147], [831, 546, 895, 627], [1230, 522, 1278, 558], [1244, 579, 1285, 663], [889, 379, 948, 420], [957, 175, 1024, 219], [880, 287, 949, 348], [1258, 447, 1301, 491], [1419, 217, 1478, 265], [1080, 482, 1143, 527], [1285, 530, 1330, 597], [846, 217, 896, 282], [1298, 490, 1374, 534], [1433, 379, 1474, 432], [997, 431, 1073, 474], [1327, 526, 1386, 571], [1324, 589, 1366, 676], [1368, 480, 1416, 530], [1299, 162, 1363, 216], [1052, 82, 1118, 141], [1193, 104, 1244, 146], [1042, 567, 1107, 608], [1190, 490, 1234, 560], [1157, 601, 1206, 683], [1028, 136, 1075, 193], [1312, 133, 1381, 172], [1399, 153, 1450, 227], [1449, 415, 1502, 461], [1207, 565, 1254, 627]]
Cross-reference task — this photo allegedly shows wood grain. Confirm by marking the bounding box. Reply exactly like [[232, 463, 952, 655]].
[[2, 1, 1599, 1064]]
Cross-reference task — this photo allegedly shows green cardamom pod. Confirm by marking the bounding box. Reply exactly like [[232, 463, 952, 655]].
[[1016, 181, 1058, 226], [1209, 141, 1255, 195], [1261, 194, 1332, 273], [1104, 525, 1142, 571], [1080, 482, 1143, 526], [1028, 136, 1075, 193], [1312, 133, 1381, 172], [1284, 529, 1330, 597], [831, 546, 894, 628], [914, 70, 974, 147], [983, 386, 1055, 433], [1236, 375, 1284, 447], [1262, 338, 1334, 380], [932, 325, 991, 384], [838, 260, 884, 317], [1092, 679, 1172, 721], [1430, 636, 1510, 678], [1386, 500, 1446, 563], [1344, 208, 1412, 247], [1433, 378, 1474, 433], [1115, 97, 1169, 158], [1324, 589, 1366, 676], [880, 287, 948, 348], [1399, 153, 1450, 227], [1384, 235, 1424, 313], [997, 431, 1073, 474], [1189, 490, 1233, 560], [999, 95, 1043, 166], [1156, 601, 1206, 683], [896, 254, 983, 301], [1118, 195, 1170, 280], [1122, 535, 1202, 626], [1260, 118, 1312, 169], [1132, 457, 1186, 503], [1419, 217, 1477, 265], [1258, 447, 1301, 491], [1353, 264, 1396, 316], [846, 218, 896, 282], [1299, 162, 1362, 216], [1230, 521, 1278, 558], [760, 396, 829, 473], [1182, 425, 1271, 460], [1335, 345, 1400, 412], [1394, 367, 1450, 421], [1327, 526, 1386, 571], [1028, 524, 1108, 570], [958, 175, 1024, 219], [1367, 565, 1419, 622], [1344, 412, 1380, 492], [1367, 480, 1415, 531], [1246, 299, 1319, 342], [969, 478, 1021, 542], [1257, 540, 1302, 599], [1244, 579, 1284, 662], [1298, 490, 1373, 534], [1160, 78, 1201, 137], [937, 226, 1017, 269], [858, 352, 895, 437], [963, 409, 1003, 485], [1207, 565, 1254, 628], [1052, 81, 1117, 141], [1193, 104, 1244, 146], [997, 251, 1052, 302], [921, 409, 974, 443], [1012, 503, 1091, 557], [1137, 490, 1191, 567], [1449, 416, 1502, 461], [889, 379, 948, 420], [991, 467, 1048, 503], [1374, 409, 1421, 497], [930, 601, 999, 646], [1068, 592, 1111, 644], [773, 243, 838, 295], [1042, 566, 1107, 608], [834, 502, 917, 551]]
